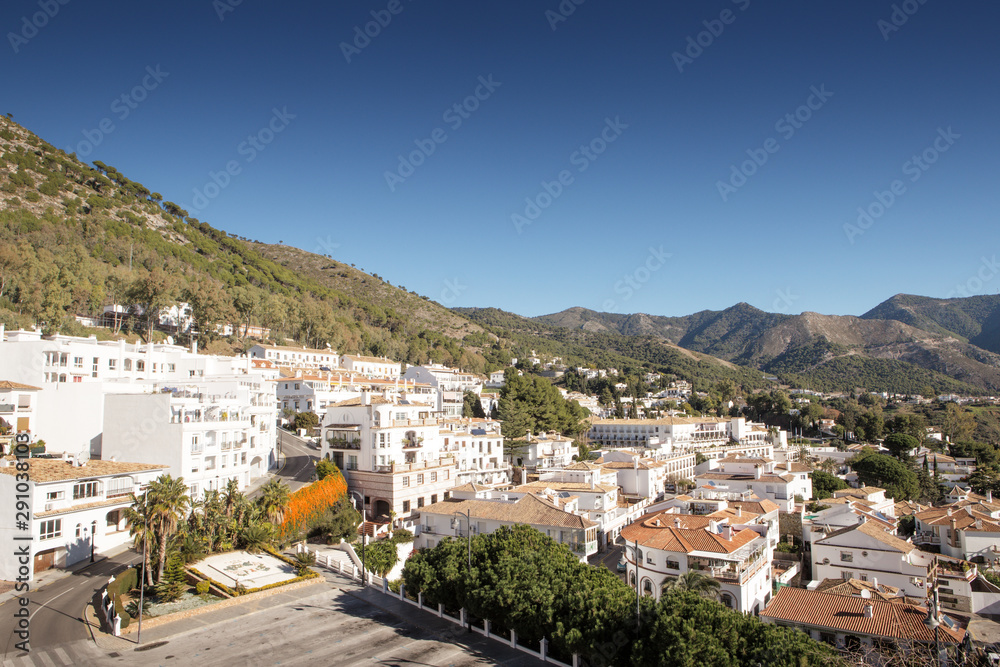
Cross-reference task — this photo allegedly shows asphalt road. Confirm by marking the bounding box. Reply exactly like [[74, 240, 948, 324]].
[[0, 549, 138, 655], [249, 430, 318, 500]]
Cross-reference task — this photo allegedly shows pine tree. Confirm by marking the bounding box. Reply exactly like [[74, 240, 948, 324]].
[[156, 554, 187, 603]]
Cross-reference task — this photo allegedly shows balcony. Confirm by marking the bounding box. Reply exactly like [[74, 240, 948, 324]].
[[326, 437, 361, 450], [913, 531, 941, 546], [402, 437, 424, 449]]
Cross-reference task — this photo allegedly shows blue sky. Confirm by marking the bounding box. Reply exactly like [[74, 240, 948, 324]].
[[4, 1, 999, 318]]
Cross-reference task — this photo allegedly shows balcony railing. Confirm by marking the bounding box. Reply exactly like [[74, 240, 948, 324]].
[[913, 532, 940, 545], [327, 438, 361, 450]]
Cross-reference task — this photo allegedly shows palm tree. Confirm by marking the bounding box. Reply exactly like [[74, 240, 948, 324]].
[[239, 522, 274, 554], [661, 570, 722, 600], [147, 475, 190, 583], [257, 479, 291, 525], [223, 479, 242, 518], [123, 492, 156, 587]]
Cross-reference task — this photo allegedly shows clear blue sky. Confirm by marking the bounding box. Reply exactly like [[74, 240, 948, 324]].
[[4, 1, 999, 318]]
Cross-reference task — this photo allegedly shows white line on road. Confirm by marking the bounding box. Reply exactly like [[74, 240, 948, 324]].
[[27, 588, 71, 623], [52, 648, 70, 665], [34, 651, 56, 667]]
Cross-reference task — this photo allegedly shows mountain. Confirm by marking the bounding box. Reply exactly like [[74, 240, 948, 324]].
[[537, 299, 1000, 394], [861, 293, 1000, 354]]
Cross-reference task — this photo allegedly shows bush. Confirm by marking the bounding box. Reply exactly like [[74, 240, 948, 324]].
[[391, 528, 414, 544], [195, 580, 211, 598]]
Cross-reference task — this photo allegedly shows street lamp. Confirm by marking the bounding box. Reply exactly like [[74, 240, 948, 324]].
[[453, 509, 472, 632], [90, 520, 96, 562], [137, 488, 148, 645], [351, 491, 367, 585]]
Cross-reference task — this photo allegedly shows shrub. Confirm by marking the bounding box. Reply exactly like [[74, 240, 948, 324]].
[[195, 580, 211, 598], [391, 528, 414, 544]]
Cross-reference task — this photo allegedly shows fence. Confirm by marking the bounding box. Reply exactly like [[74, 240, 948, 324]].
[[297, 542, 577, 667]]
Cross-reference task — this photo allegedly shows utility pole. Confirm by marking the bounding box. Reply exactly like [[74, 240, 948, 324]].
[[137, 490, 148, 645]]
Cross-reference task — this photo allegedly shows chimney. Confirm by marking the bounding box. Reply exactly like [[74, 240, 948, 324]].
[[736, 506, 741, 517], [754, 465, 762, 480], [674, 518, 682, 528], [191, 338, 198, 355], [590, 474, 596, 490], [872, 577, 878, 589], [709, 520, 718, 533], [722, 525, 733, 540], [988, 489, 993, 503], [863, 603, 873, 618]]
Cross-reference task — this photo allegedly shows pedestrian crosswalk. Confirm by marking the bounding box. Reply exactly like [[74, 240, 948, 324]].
[[2, 641, 100, 667]]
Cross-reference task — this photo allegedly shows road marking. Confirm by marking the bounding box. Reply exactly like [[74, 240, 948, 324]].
[[17, 655, 35, 667], [27, 588, 71, 623], [52, 648, 71, 665], [3, 658, 17, 667], [34, 652, 56, 667]]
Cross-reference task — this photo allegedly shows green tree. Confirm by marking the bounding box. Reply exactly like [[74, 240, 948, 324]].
[[462, 390, 486, 418], [315, 458, 339, 481], [145, 475, 190, 583], [156, 554, 187, 603], [810, 470, 848, 500], [883, 433, 919, 461], [359, 539, 398, 578], [292, 411, 319, 432], [942, 403, 975, 442], [257, 479, 291, 525], [849, 448, 919, 500], [125, 269, 175, 342], [660, 570, 721, 600]]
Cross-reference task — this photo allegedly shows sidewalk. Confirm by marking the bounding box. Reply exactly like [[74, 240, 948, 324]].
[[0, 542, 135, 606]]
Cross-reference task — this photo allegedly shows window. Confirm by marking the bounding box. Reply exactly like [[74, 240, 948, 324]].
[[124, 359, 132, 371], [108, 359, 116, 370], [75, 523, 82, 538], [348, 455, 357, 470], [190, 483, 199, 498], [241, 453, 246, 464], [73, 481, 99, 500], [431, 494, 437, 504], [168, 363, 175, 373], [417, 497, 424, 508], [136, 360, 145, 372], [74, 356, 83, 368], [430, 472, 437, 482], [402, 476, 409, 487], [840, 551, 853, 563], [40, 519, 61, 540], [417, 474, 424, 484], [46, 491, 64, 501], [205, 456, 216, 470], [646, 553, 654, 564], [402, 500, 410, 512], [666, 559, 679, 570]]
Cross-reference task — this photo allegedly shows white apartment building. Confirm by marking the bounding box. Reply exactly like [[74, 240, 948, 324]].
[[485, 369, 506, 387], [439, 418, 510, 487], [811, 518, 979, 611], [695, 456, 811, 512], [416, 493, 599, 561], [598, 449, 696, 499], [588, 416, 776, 459], [277, 373, 436, 416], [621, 510, 774, 613], [0, 456, 168, 580], [914, 500, 1000, 565], [319, 393, 499, 525], [341, 355, 401, 379], [0, 380, 40, 447], [510, 432, 578, 471], [0, 329, 278, 459], [248, 344, 339, 369], [402, 364, 484, 418], [101, 376, 278, 498], [658, 490, 781, 549], [921, 452, 977, 483]]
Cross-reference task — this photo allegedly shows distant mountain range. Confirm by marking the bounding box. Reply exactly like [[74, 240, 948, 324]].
[[531, 295, 1000, 394]]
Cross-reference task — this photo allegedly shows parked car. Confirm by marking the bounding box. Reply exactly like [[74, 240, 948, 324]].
[[617, 556, 627, 572]]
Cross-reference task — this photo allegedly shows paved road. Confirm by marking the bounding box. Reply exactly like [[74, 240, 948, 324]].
[[590, 543, 626, 583], [0, 549, 138, 655], [249, 431, 318, 500]]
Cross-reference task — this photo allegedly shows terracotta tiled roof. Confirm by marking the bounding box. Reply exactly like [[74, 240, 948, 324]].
[[776, 462, 812, 473], [834, 486, 886, 498], [816, 519, 915, 553], [328, 396, 393, 408], [697, 472, 795, 484], [563, 461, 603, 470], [0, 457, 168, 483], [620, 510, 762, 555], [815, 577, 901, 601], [762, 587, 964, 643], [728, 499, 780, 515], [343, 355, 399, 365], [0, 380, 42, 391], [915, 506, 1000, 532], [513, 481, 618, 494], [420, 494, 596, 529]]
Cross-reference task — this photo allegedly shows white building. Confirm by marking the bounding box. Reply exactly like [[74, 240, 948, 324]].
[[416, 493, 599, 561], [598, 449, 696, 500], [318, 393, 506, 525], [694, 456, 811, 512], [0, 380, 40, 446], [341, 355, 401, 379], [101, 376, 277, 498], [510, 432, 578, 471], [588, 416, 776, 459], [0, 456, 167, 580], [811, 518, 979, 611], [914, 498, 1000, 565], [248, 344, 339, 369], [621, 509, 773, 613], [402, 364, 484, 418]]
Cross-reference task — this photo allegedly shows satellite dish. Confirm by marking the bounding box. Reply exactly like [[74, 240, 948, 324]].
[[166, 336, 174, 345]]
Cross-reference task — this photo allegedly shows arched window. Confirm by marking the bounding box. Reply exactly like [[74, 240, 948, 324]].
[[75, 523, 82, 538], [720, 593, 734, 608], [642, 578, 654, 597], [124, 359, 132, 371], [629, 571, 636, 588]]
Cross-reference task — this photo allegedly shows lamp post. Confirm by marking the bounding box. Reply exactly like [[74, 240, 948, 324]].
[[90, 520, 96, 562], [137, 489, 148, 645], [351, 491, 367, 585], [453, 509, 472, 632], [634, 539, 641, 634]]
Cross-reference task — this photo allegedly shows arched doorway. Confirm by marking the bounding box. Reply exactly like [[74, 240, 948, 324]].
[[373, 499, 392, 522], [250, 456, 263, 478]]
